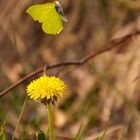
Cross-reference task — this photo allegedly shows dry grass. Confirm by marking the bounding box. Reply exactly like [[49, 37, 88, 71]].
[[0, 0, 140, 139]]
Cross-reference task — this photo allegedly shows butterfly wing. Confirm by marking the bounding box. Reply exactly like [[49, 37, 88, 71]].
[[42, 8, 63, 34], [26, 3, 63, 34], [26, 3, 55, 23]]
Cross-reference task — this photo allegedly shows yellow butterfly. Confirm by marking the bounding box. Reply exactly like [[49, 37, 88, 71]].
[[26, 1, 67, 35]]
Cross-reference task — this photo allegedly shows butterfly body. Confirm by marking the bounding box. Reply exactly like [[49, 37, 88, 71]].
[[55, 1, 67, 22], [26, 1, 67, 35]]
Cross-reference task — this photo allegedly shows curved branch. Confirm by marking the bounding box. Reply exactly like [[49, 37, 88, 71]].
[[0, 30, 140, 97]]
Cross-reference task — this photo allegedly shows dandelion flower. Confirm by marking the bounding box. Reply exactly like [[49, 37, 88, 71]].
[[26, 76, 67, 104]]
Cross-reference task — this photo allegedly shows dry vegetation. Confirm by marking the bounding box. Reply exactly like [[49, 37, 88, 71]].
[[0, 0, 140, 139]]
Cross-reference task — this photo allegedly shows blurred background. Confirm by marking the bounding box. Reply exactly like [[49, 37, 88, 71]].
[[0, 0, 140, 139]]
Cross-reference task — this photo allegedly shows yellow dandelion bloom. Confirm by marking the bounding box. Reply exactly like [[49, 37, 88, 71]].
[[26, 76, 67, 102]]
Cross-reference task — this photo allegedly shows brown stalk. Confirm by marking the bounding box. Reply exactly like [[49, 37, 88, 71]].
[[0, 30, 140, 97]]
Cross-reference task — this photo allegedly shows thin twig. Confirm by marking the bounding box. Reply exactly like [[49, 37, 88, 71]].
[[84, 125, 123, 140], [0, 30, 140, 97], [12, 96, 27, 140], [133, 74, 140, 82]]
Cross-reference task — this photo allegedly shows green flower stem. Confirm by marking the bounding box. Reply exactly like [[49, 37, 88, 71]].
[[47, 104, 55, 140], [12, 96, 27, 140]]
